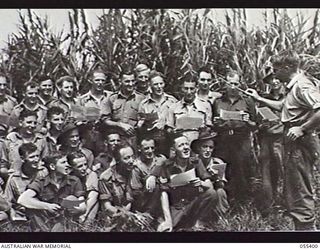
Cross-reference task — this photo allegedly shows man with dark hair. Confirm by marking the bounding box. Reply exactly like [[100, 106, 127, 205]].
[[11, 81, 47, 129], [46, 106, 66, 154], [130, 136, 166, 215], [166, 75, 212, 143], [98, 142, 135, 216], [68, 151, 99, 223], [0, 74, 17, 116], [135, 63, 151, 97], [93, 127, 122, 177], [137, 70, 177, 157], [150, 133, 219, 231], [246, 54, 320, 231], [196, 66, 222, 104], [48, 76, 79, 120], [18, 151, 86, 231], [4, 142, 46, 221], [3, 110, 48, 172], [101, 68, 145, 144], [37, 76, 56, 106], [213, 71, 256, 204]]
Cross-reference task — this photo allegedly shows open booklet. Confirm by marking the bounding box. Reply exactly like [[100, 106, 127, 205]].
[[169, 168, 197, 188], [176, 116, 203, 130]]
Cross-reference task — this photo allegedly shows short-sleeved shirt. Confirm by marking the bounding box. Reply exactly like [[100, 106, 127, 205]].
[[27, 175, 84, 204], [213, 94, 256, 133], [166, 97, 212, 142], [79, 90, 112, 110], [196, 91, 222, 105], [130, 155, 167, 191], [282, 72, 320, 125], [38, 95, 58, 107], [101, 91, 145, 127], [48, 98, 80, 120], [93, 152, 115, 177], [3, 132, 48, 171], [151, 157, 211, 206], [0, 95, 17, 116], [11, 101, 47, 128], [77, 170, 99, 196], [138, 93, 177, 130], [98, 165, 133, 207]]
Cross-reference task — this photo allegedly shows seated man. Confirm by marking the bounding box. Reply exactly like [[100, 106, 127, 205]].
[[5, 143, 47, 222], [130, 136, 166, 216], [150, 133, 219, 231], [68, 151, 99, 223], [18, 152, 86, 232], [98, 142, 135, 217]]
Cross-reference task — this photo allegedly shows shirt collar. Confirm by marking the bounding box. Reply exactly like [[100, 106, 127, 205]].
[[117, 91, 136, 100]]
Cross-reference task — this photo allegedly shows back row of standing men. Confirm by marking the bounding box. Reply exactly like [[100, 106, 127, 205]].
[[0, 54, 319, 231]]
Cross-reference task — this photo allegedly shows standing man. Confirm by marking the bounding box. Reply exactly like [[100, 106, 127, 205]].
[[196, 66, 222, 105], [37, 76, 57, 106], [166, 75, 212, 143], [0, 74, 17, 116], [213, 71, 257, 204], [246, 54, 320, 231], [138, 70, 177, 156], [135, 64, 151, 97], [101, 68, 145, 144]]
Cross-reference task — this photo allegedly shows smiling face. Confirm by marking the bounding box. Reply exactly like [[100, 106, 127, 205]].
[[50, 113, 65, 132], [60, 81, 74, 99], [105, 133, 121, 152], [150, 76, 165, 97], [20, 115, 37, 136], [92, 72, 106, 92], [25, 85, 39, 105], [65, 128, 81, 149], [72, 156, 88, 177], [121, 74, 135, 95], [140, 139, 155, 161], [119, 146, 135, 170], [173, 136, 190, 159], [39, 79, 54, 97], [136, 70, 150, 90]]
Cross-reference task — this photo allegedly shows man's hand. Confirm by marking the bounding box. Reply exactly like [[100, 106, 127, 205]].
[[45, 203, 61, 214], [287, 126, 304, 141], [245, 88, 261, 100], [146, 176, 156, 192], [120, 123, 135, 136]]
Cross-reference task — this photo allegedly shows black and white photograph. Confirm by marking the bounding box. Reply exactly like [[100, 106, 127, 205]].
[[0, 8, 319, 234]]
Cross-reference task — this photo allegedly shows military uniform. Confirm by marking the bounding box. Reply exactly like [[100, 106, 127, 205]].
[[48, 98, 80, 121], [166, 97, 213, 143], [130, 155, 166, 215], [93, 153, 115, 178], [25, 174, 85, 232], [38, 95, 57, 107], [0, 95, 17, 116], [213, 94, 256, 203], [98, 165, 133, 211], [138, 93, 177, 156], [281, 72, 320, 230], [196, 90, 222, 105], [79, 90, 112, 111], [151, 157, 219, 229]]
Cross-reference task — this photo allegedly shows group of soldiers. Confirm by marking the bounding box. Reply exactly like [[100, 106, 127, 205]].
[[0, 53, 319, 232]]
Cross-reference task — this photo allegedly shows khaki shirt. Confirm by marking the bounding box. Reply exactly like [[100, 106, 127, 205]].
[[196, 90, 222, 105], [166, 97, 212, 142], [2, 132, 48, 172], [48, 98, 80, 120], [282, 72, 320, 124], [101, 91, 145, 127], [0, 95, 17, 116], [138, 93, 177, 129], [98, 165, 133, 207]]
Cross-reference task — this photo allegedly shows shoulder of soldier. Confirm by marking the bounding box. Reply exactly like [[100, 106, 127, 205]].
[[155, 154, 167, 162], [67, 174, 82, 184], [79, 92, 91, 102], [99, 168, 113, 181], [135, 92, 146, 100], [212, 157, 225, 164], [6, 132, 20, 142], [34, 132, 46, 140], [6, 95, 17, 104], [38, 103, 48, 111], [164, 93, 178, 102], [189, 156, 201, 165]]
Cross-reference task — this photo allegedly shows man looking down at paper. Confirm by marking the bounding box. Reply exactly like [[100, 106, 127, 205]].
[[245, 53, 320, 231], [18, 152, 86, 232], [166, 75, 212, 143], [151, 132, 219, 231], [213, 71, 257, 205]]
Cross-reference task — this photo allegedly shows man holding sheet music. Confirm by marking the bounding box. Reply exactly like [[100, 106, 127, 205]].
[[213, 71, 257, 205], [245, 54, 320, 231]]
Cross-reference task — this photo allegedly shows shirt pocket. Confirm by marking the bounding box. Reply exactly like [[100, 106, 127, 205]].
[[112, 102, 123, 121]]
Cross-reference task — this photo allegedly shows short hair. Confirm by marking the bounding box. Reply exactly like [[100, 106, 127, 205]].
[[38, 75, 53, 83], [113, 142, 134, 163], [47, 106, 65, 120], [119, 67, 135, 80], [197, 66, 212, 76], [149, 70, 164, 81], [135, 64, 150, 74], [91, 69, 106, 79], [169, 132, 186, 148], [0, 73, 9, 83], [138, 136, 155, 148], [102, 128, 121, 141], [43, 151, 67, 170], [67, 151, 86, 167], [272, 54, 300, 71], [226, 71, 240, 79], [19, 110, 38, 121], [18, 142, 37, 159], [22, 81, 38, 93], [56, 76, 76, 89], [183, 74, 197, 84]]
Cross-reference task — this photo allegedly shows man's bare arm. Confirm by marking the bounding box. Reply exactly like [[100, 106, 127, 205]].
[[245, 88, 284, 111]]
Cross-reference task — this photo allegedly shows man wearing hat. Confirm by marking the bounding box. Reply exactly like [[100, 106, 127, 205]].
[[213, 71, 257, 204], [135, 63, 151, 97], [151, 133, 220, 231], [190, 130, 229, 218], [57, 122, 94, 169]]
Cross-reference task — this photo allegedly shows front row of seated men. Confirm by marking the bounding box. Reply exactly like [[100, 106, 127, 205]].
[[0, 129, 229, 231]]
